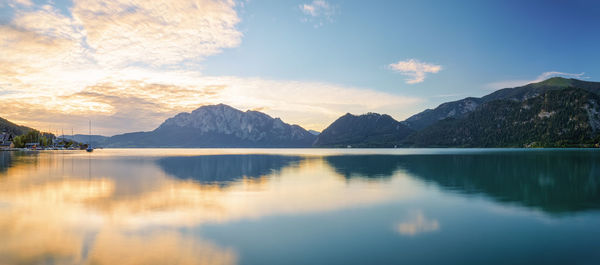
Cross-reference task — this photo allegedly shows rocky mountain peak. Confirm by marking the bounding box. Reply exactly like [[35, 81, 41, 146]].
[[142, 104, 316, 147]]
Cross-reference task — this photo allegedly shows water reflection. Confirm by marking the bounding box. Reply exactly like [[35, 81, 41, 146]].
[[0, 151, 33, 175], [396, 152, 600, 214], [0, 150, 416, 265], [0, 149, 599, 265], [0, 152, 240, 265], [321, 152, 600, 214], [157, 155, 303, 185], [394, 210, 440, 236], [324, 155, 401, 179]]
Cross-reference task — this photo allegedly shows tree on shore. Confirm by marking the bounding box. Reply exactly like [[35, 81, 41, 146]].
[[12, 130, 54, 148]]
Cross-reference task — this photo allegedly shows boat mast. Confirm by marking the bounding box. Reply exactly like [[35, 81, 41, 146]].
[[88, 120, 91, 148]]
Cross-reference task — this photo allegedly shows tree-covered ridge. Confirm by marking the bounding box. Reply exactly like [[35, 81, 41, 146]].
[[0, 117, 32, 136], [0, 118, 77, 148], [404, 88, 600, 147], [313, 113, 414, 147], [403, 77, 600, 130]]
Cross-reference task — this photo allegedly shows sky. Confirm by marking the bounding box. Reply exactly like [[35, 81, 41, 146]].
[[1, 0, 599, 135]]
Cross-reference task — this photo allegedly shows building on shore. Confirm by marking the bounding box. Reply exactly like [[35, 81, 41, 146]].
[[24, 143, 40, 149], [0, 132, 14, 149]]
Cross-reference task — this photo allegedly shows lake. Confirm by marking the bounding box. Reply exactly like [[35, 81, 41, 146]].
[[0, 148, 599, 265]]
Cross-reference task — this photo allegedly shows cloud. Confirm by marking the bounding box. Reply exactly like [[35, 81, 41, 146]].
[[0, 0, 242, 91], [395, 211, 440, 236], [299, 0, 337, 27], [71, 0, 242, 67], [388, 59, 442, 84], [0, 6, 89, 95], [485, 71, 586, 90], [0, 70, 422, 135], [3, 0, 33, 7], [0, 0, 421, 136], [0, 0, 241, 134]]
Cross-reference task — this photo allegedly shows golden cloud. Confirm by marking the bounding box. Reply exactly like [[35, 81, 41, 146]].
[[71, 0, 241, 67], [0, 1, 422, 135]]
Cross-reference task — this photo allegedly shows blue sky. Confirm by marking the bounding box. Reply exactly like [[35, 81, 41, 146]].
[[1, 0, 599, 134], [207, 0, 600, 97]]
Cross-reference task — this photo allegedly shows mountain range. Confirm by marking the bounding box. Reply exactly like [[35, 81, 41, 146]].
[[105, 104, 316, 147], [404, 88, 600, 147], [403, 77, 600, 130], [9, 77, 600, 148]]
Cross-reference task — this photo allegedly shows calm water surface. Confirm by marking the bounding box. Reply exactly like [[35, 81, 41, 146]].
[[0, 148, 599, 265]]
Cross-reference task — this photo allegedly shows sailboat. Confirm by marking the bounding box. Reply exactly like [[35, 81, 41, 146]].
[[86, 120, 94, 152]]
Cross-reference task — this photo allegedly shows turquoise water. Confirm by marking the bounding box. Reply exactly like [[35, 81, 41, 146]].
[[0, 149, 599, 265]]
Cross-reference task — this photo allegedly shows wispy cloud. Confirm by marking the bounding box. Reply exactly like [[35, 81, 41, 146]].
[[3, 0, 33, 7], [299, 0, 337, 27], [485, 71, 586, 90], [388, 59, 442, 84]]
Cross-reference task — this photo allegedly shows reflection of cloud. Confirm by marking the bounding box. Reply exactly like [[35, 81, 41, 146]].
[[0, 213, 236, 265], [4, 178, 114, 204], [0, 153, 423, 264], [87, 230, 236, 265], [395, 211, 440, 236], [82, 158, 417, 228], [0, 212, 84, 265], [0, 172, 236, 264], [0, 158, 416, 230], [0, 154, 419, 229]]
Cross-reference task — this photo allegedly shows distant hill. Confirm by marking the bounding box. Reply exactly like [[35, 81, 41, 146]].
[[313, 113, 414, 147], [0, 117, 33, 135], [403, 77, 600, 130], [61, 134, 109, 147], [404, 88, 600, 147], [107, 104, 317, 147]]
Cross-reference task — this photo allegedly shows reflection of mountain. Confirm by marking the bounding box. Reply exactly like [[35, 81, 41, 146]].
[[397, 152, 600, 214], [157, 155, 303, 184], [323, 152, 600, 214], [325, 155, 403, 179]]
